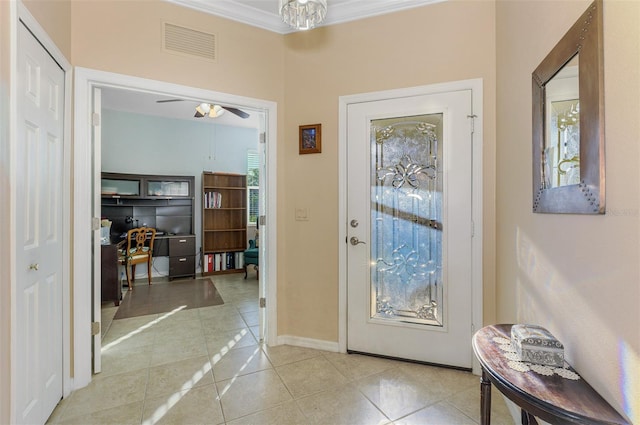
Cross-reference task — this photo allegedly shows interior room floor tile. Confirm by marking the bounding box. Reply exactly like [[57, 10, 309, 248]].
[[48, 274, 513, 425]]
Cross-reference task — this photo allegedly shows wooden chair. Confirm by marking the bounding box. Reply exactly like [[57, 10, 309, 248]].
[[118, 227, 156, 291]]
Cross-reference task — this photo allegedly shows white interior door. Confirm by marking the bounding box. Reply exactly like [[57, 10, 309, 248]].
[[347, 89, 473, 368], [15, 20, 64, 424]]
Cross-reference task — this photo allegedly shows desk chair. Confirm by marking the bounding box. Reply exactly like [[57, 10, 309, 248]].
[[118, 227, 156, 291]]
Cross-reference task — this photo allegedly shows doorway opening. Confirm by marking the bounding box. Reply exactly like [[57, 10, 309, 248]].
[[73, 68, 278, 386]]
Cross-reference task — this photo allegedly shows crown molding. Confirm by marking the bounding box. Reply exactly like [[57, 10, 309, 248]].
[[166, 0, 444, 34]]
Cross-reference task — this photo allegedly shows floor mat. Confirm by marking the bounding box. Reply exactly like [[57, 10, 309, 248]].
[[113, 278, 224, 320]]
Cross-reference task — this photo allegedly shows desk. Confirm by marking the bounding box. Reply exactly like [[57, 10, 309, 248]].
[[101, 244, 121, 306], [472, 324, 629, 425], [113, 234, 196, 281]]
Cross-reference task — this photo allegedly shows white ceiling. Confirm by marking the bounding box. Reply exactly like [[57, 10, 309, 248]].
[[167, 0, 443, 34], [103, 0, 443, 126]]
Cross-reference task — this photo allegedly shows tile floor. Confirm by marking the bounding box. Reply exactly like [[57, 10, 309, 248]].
[[48, 272, 514, 425]]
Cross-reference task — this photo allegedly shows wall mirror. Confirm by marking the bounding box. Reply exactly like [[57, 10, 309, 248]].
[[532, 0, 604, 214]]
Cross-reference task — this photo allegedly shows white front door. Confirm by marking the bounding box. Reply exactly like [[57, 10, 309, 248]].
[[346, 89, 474, 368], [15, 20, 65, 424]]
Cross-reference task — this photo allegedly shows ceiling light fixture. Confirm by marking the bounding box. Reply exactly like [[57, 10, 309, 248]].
[[279, 0, 327, 31], [195, 103, 226, 118]]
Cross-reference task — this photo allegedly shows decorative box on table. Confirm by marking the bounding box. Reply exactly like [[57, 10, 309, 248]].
[[511, 324, 564, 367]]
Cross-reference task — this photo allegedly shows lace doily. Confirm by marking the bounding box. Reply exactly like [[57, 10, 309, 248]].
[[492, 336, 580, 380]]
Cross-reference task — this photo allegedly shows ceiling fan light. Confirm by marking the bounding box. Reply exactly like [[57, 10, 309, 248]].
[[195, 103, 211, 116], [279, 0, 327, 31], [213, 105, 225, 117]]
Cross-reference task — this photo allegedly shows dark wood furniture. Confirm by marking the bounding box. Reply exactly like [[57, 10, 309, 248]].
[[101, 244, 121, 306], [168, 235, 196, 280], [201, 172, 247, 276], [101, 172, 196, 281], [472, 324, 629, 425]]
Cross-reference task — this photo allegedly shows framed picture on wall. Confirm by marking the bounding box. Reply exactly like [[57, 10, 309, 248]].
[[299, 123, 322, 154]]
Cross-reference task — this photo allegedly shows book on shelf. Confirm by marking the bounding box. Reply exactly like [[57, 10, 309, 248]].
[[204, 192, 222, 208]]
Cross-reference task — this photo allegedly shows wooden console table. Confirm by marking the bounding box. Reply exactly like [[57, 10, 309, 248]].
[[472, 324, 629, 425]]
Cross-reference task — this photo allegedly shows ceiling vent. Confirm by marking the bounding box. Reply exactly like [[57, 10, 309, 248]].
[[163, 22, 217, 62]]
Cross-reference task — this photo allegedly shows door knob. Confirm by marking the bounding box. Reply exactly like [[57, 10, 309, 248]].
[[350, 237, 366, 246], [350, 219, 359, 228]]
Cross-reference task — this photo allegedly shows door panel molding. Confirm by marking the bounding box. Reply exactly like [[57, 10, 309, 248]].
[[338, 79, 483, 373]]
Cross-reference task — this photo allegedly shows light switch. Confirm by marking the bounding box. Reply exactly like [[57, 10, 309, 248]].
[[295, 207, 309, 221]]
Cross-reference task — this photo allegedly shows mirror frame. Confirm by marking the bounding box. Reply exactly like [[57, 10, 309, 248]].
[[532, 0, 604, 214]]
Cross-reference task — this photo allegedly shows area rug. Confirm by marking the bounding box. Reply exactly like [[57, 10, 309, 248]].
[[113, 278, 224, 320]]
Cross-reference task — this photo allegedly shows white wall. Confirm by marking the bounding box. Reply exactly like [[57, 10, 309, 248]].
[[101, 108, 259, 276]]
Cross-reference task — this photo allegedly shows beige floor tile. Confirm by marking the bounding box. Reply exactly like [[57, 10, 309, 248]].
[[275, 356, 349, 399], [146, 355, 214, 399], [448, 385, 513, 425], [355, 367, 441, 421], [226, 400, 308, 425], [142, 384, 225, 425], [201, 314, 248, 334], [205, 328, 257, 355], [101, 326, 156, 351], [198, 304, 241, 320], [296, 383, 391, 425], [58, 400, 144, 425], [211, 344, 272, 381], [216, 369, 293, 421], [323, 351, 399, 381], [262, 344, 324, 367], [99, 342, 153, 377], [240, 310, 259, 326], [233, 299, 259, 313], [60, 369, 148, 419], [153, 320, 205, 344], [399, 362, 478, 398], [150, 339, 208, 367], [395, 400, 477, 425]]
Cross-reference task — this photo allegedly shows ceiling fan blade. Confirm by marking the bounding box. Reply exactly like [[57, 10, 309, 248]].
[[221, 106, 250, 119], [156, 99, 184, 103], [194, 111, 205, 118]]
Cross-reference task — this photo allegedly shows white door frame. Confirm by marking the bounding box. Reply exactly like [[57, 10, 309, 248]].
[[338, 79, 483, 374], [73, 68, 279, 387], [6, 2, 74, 420]]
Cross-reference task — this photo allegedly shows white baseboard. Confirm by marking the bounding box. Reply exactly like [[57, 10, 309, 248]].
[[275, 335, 341, 353]]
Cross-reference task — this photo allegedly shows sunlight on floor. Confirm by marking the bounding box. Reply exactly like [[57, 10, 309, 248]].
[[142, 329, 250, 425], [101, 305, 186, 353]]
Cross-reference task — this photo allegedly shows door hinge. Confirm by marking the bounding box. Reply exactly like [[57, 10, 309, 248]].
[[92, 217, 101, 231], [259, 132, 266, 144], [92, 112, 101, 126], [467, 114, 477, 134], [91, 321, 100, 336], [259, 215, 266, 226], [259, 297, 266, 308]]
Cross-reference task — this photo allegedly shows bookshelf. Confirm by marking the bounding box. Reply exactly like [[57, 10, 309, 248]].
[[201, 172, 247, 275]]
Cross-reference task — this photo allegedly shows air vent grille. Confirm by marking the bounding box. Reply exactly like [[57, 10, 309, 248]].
[[163, 22, 216, 62]]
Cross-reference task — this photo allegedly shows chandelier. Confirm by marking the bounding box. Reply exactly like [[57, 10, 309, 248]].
[[279, 0, 327, 31]]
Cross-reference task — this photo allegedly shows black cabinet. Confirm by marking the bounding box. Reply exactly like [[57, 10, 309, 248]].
[[168, 236, 196, 280], [101, 172, 197, 281]]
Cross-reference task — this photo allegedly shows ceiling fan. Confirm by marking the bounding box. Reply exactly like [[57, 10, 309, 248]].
[[156, 98, 250, 119]]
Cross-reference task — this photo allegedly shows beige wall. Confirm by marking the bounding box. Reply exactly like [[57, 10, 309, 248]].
[[279, 0, 497, 341], [496, 0, 640, 422], [22, 0, 72, 59]]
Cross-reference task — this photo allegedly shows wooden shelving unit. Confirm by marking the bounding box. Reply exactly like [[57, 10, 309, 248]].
[[201, 172, 247, 275]]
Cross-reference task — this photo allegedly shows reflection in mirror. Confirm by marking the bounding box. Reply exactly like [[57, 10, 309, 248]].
[[545, 55, 579, 188]]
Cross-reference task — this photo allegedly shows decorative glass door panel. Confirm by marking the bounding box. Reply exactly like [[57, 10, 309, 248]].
[[371, 115, 444, 327]]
